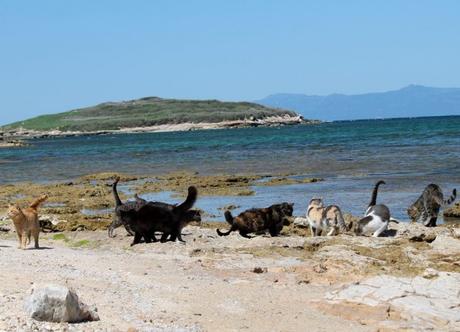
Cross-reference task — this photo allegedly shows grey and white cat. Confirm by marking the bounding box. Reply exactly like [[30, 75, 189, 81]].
[[407, 184, 456, 227], [355, 180, 394, 237]]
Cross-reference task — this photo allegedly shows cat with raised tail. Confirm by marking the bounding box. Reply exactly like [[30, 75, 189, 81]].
[[407, 184, 456, 227], [120, 186, 198, 246], [354, 180, 393, 237], [108, 176, 147, 238], [7, 194, 48, 249], [216, 202, 293, 238]]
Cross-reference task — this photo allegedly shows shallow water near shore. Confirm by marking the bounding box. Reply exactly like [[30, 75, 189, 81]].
[[137, 176, 458, 223], [1, 116, 460, 222]]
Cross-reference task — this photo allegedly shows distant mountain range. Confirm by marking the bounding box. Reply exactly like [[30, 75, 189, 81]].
[[256, 85, 460, 121]]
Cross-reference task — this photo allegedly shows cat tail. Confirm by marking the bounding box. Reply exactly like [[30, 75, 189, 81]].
[[112, 176, 122, 207], [216, 211, 236, 236], [29, 194, 48, 210], [224, 211, 234, 225], [174, 186, 198, 213], [443, 189, 456, 205], [369, 180, 386, 207]]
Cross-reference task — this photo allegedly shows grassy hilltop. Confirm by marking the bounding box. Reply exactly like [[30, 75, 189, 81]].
[[3, 97, 299, 132]]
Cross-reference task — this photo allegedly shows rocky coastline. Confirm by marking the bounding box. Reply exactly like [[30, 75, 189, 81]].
[[0, 171, 459, 331], [1, 115, 316, 140]]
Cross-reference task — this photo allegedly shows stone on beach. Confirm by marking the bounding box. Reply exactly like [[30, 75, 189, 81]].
[[24, 285, 99, 323], [323, 272, 460, 330]]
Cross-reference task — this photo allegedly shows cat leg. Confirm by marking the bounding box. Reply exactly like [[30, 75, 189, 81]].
[[123, 223, 134, 236], [428, 207, 440, 227], [160, 233, 169, 243], [372, 221, 388, 237], [16, 232, 23, 249], [326, 225, 338, 236], [171, 230, 185, 242], [269, 223, 283, 237], [314, 225, 321, 237], [171, 232, 185, 243], [307, 217, 316, 237], [269, 228, 279, 237], [33, 230, 39, 249], [21, 232, 28, 249], [309, 224, 315, 237], [143, 235, 152, 244], [324, 219, 335, 236], [130, 232, 142, 246], [107, 216, 121, 238], [176, 233, 185, 243], [239, 231, 253, 239], [427, 217, 438, 227], [150, 232, 158, 242]]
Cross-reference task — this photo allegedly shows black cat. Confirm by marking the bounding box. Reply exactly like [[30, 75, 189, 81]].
[[120, 186, 198, 246]]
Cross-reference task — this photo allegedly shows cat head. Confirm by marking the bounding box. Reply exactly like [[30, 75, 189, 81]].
[[183, 209, 201, 223], [281, 202, 294, 216], [6, 204, 22, 219], [309, 198, 324, 207]]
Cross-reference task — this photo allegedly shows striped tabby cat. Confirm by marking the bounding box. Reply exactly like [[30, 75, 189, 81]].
[[407, 184, 456, 227]]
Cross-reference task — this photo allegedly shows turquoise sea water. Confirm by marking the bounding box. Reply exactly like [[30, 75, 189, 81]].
[[1, 116, 459, 221]]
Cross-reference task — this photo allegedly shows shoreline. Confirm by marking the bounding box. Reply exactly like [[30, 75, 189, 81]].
[[0, 171, 459, 232], [0, 170, 459, 331], [1, 115, 318, 140]]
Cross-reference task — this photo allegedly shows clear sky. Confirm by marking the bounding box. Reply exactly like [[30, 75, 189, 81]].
[[1, 0, 459, 125]]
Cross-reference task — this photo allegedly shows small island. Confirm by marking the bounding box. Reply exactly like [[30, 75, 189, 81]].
[[1, 97, 316, 138]]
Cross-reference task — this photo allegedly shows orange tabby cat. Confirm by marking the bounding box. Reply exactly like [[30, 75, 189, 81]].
[[7, 194, 47, 249]]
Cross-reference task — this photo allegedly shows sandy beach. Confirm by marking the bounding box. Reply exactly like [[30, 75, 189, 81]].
[[0, 172, 459, 331], [0, 222, 459, 331]]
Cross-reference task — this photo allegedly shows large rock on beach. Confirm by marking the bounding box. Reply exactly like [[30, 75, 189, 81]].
[[24, 285, 99, 323]]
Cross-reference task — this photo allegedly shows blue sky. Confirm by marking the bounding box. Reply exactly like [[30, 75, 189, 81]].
[[1, 0, 459, 124]]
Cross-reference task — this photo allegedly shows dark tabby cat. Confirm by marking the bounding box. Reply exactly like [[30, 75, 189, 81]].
[[216, 202, 294, 238], [108, 176, 147, 238], [407, 184, 456, 227], [354, 180, 393, 237], [119, 186, 198, 246]]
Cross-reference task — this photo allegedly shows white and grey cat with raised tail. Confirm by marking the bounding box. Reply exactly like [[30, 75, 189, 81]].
[[354, 180, 396, 237]]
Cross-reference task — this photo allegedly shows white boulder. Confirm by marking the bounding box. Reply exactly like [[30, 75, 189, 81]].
[[24, 285, 99, 323]]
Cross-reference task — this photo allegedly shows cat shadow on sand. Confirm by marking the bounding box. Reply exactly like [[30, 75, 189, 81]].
[[26, 246, 53, 250]]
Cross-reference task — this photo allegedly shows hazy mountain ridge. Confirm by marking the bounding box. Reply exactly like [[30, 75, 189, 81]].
[[257, 85, 460, 121]]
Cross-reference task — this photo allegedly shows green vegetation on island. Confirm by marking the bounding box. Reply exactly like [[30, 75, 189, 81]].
[[2, 97, 300, 132]]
